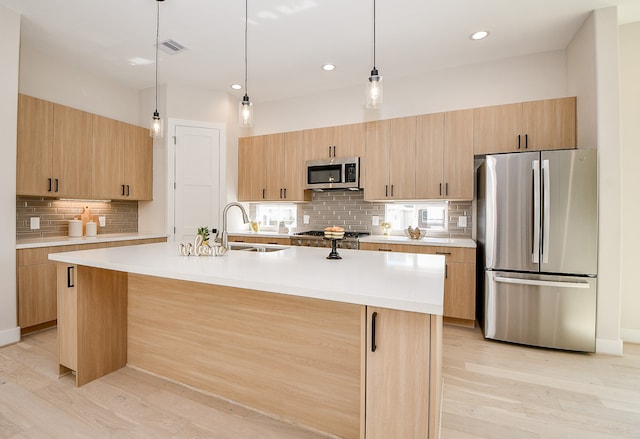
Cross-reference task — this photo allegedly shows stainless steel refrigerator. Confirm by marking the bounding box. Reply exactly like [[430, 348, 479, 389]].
[[477, 149, 598, 352]]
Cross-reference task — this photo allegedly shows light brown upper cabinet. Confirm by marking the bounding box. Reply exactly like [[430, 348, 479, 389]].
[[415, 110, 473, 200], [237, 132, 310, 202], [443, 109, 474, 200], [92, 116, 152, 200], [474, 97, 576, 154], [17, 94, 152, 200], [364, 117, 417, 201], [304, 123, 366, 160], [17, 95, 93, 198]]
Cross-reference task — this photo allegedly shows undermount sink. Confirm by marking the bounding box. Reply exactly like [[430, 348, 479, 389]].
[[228, 243, 287, 253]]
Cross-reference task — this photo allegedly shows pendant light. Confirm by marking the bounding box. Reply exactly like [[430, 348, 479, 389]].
[[239, 0, 254, 127], [150, 0, 164, 138], [366, 0, 383, 109]]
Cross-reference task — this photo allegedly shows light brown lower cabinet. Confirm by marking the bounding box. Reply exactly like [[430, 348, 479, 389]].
[[359, 242, 476, 326], [227, 235, 291, 245], [17, 237, 167, 334], [57, 264, 127, 387], [56, 268, 442, 438], [366, 307, 442, 439]]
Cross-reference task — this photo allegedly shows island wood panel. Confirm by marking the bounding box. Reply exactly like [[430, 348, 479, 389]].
[[57, 265, 127, 387], [127, 274, 364, 439], [365, 307, 438, 439]]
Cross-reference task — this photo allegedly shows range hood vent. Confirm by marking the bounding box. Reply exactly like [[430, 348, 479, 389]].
[[159, 39, 187, 55]]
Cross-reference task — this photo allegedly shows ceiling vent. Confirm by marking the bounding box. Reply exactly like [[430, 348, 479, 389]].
[[159, 39, 187, 55]]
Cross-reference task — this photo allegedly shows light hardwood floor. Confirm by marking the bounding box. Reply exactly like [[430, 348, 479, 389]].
[[1, 326, 639, 438]]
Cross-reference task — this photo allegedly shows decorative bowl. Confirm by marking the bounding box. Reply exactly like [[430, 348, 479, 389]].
[[406, 226, 426, 240]]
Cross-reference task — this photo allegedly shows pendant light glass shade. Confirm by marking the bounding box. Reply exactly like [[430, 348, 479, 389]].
[[239, 0, 253, 127], [366, 0, 383, 109], [150, 0, 164, 138], [150, 110, 163, 137], [239, 94, 254, 128], [366, 67, 383, 109]]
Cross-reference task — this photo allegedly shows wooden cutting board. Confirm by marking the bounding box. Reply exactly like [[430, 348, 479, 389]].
[[79, 205, 95, 235]]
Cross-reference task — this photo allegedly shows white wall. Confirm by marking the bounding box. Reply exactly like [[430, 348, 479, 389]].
[[568, 8, 623, 355], [619, 22, 640, 343], [19, 44, 140, 125], [0, 5, 21, 346], [250, 50, 568, 136], [138, 82, 238, 236]]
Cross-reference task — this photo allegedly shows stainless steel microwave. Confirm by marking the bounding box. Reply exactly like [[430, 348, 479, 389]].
[[305, 157, 360, 190]]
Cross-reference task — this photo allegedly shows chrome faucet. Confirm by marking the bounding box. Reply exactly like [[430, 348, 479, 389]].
[[221, 202, 250, 249]]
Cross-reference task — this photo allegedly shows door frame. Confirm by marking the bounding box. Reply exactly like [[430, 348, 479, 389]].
[[166, 118, 227, 242]]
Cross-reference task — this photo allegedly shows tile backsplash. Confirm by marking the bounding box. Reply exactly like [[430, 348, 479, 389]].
[[16, 196, 138, 240], [267, 190, 472, 238]]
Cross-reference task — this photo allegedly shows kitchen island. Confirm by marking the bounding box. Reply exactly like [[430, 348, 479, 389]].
[[50, 242, 445, 439]]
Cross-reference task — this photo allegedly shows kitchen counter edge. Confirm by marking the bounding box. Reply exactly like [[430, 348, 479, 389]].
[[16, 233, 168, 249]]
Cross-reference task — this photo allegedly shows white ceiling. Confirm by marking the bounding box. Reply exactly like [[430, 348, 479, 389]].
[[1, 0, 639, 104]]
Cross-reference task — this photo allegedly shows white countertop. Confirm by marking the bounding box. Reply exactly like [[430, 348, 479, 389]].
[[227, 231, 292, 238], [17, 233, 167, 249], [359, 235, 476, 248], [49, 242, 445, 315]]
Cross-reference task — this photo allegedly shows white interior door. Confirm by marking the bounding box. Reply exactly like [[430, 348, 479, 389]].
[[174, 125, 221, 244]]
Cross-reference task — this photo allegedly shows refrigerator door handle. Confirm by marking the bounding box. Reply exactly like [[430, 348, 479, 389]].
[[532, 160, 540, 264], [541, 159, 551, 264], [494, 275, 591, 289]]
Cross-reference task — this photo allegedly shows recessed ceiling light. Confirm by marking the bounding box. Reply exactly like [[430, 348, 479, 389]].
[[231, 84, 242, 90], [471, 31, 489, 40], [322, 64, 336, 71]]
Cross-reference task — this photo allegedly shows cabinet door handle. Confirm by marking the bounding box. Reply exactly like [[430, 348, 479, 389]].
[[279, 188, 283, 198], [328, 146, 332, 157], [283, 188, 287, 199], [126, 185, 130, 196], [445, 263, 448, 279], [333, 146, 336, 157], [48, 178, 52, 192], [439, 183, 442, 196], [54, 179, 59, 192], [525, 134, 529, 149], [121, 184, 126, 196], [262, 189, 266, 199], [385, 185, 388, 197], [517, 134, 521, 149], [445, 183, 449, 196], [371, 311, 378, 352], [390, 184, 394, 197], [67, 266, 75, 288]]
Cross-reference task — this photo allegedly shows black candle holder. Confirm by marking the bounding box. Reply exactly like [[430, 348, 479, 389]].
[[325, 237, 342, 260]]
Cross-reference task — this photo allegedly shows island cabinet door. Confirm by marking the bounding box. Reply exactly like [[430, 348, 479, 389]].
[[365, 307, 441, 439]]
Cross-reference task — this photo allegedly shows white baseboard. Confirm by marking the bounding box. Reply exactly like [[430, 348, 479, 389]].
[[621, 328, 640, 345], [0, 326, 20, 347]]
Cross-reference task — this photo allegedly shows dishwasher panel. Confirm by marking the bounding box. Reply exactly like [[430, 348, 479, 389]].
[[484, 270, 597, 352]]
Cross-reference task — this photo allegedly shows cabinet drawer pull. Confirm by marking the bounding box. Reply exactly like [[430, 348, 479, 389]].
[[435, 251, 451, 255], [378, 248, 392, 252], [67, 266, 75, 288], [371, 311, 377, 352]]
